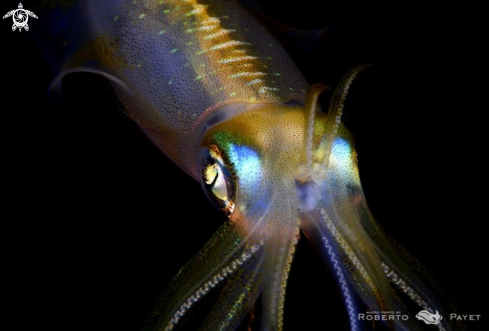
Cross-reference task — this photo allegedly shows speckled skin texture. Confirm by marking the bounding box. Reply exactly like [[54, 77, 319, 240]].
[[35, 1, 456, 330]]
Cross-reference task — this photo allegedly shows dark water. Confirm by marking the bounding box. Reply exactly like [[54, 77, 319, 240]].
[[1, 0, 486, 330]]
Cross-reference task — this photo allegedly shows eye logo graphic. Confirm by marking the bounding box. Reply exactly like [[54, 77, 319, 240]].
[[416, 310, 443, 325], [3, 3, 38, 32]]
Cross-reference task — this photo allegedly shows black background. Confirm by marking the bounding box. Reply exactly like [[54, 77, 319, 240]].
[[2, 0, 487, 330]]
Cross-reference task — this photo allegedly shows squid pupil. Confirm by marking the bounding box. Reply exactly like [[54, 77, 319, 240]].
[[204, 163, 219, 186]]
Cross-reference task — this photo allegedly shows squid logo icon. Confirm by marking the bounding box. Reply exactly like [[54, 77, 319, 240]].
[[3, 3, 38, 32], [416, 310, 443, 325]]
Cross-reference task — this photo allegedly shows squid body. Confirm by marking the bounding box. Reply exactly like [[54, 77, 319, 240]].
[[35, 0, 456, 330]]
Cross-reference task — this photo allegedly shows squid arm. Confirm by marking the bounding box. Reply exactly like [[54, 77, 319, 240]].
[[297, 67, 453, 331]]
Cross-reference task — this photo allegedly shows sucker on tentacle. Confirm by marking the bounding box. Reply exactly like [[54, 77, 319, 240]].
[[165, 241, 263, 331]]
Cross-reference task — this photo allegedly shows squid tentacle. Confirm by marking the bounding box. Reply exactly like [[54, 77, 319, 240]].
[[321, 235, 359, 331], [314, 65, 373, 181], [145, 221, 257, 331], [262, 224, 299, 331], [296, 66, 455, 330], [355, 194, 453, 330], [201, 243, 265, 330], [258, 181, 301, 331], [162, 240, 263, 331], [301, 209, 361, 331]]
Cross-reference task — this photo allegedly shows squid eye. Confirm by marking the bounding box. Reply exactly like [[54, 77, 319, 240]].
[[200, 148, 235, 215]]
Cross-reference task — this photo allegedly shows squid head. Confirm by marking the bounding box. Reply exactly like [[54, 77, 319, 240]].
[[147, 68, 453, 331]]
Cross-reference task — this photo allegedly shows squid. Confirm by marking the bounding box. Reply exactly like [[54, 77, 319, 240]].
[[34, 0, 458, 330]]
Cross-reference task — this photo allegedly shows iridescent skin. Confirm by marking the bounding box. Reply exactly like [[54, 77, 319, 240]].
[[36, 1, 454, 330]]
